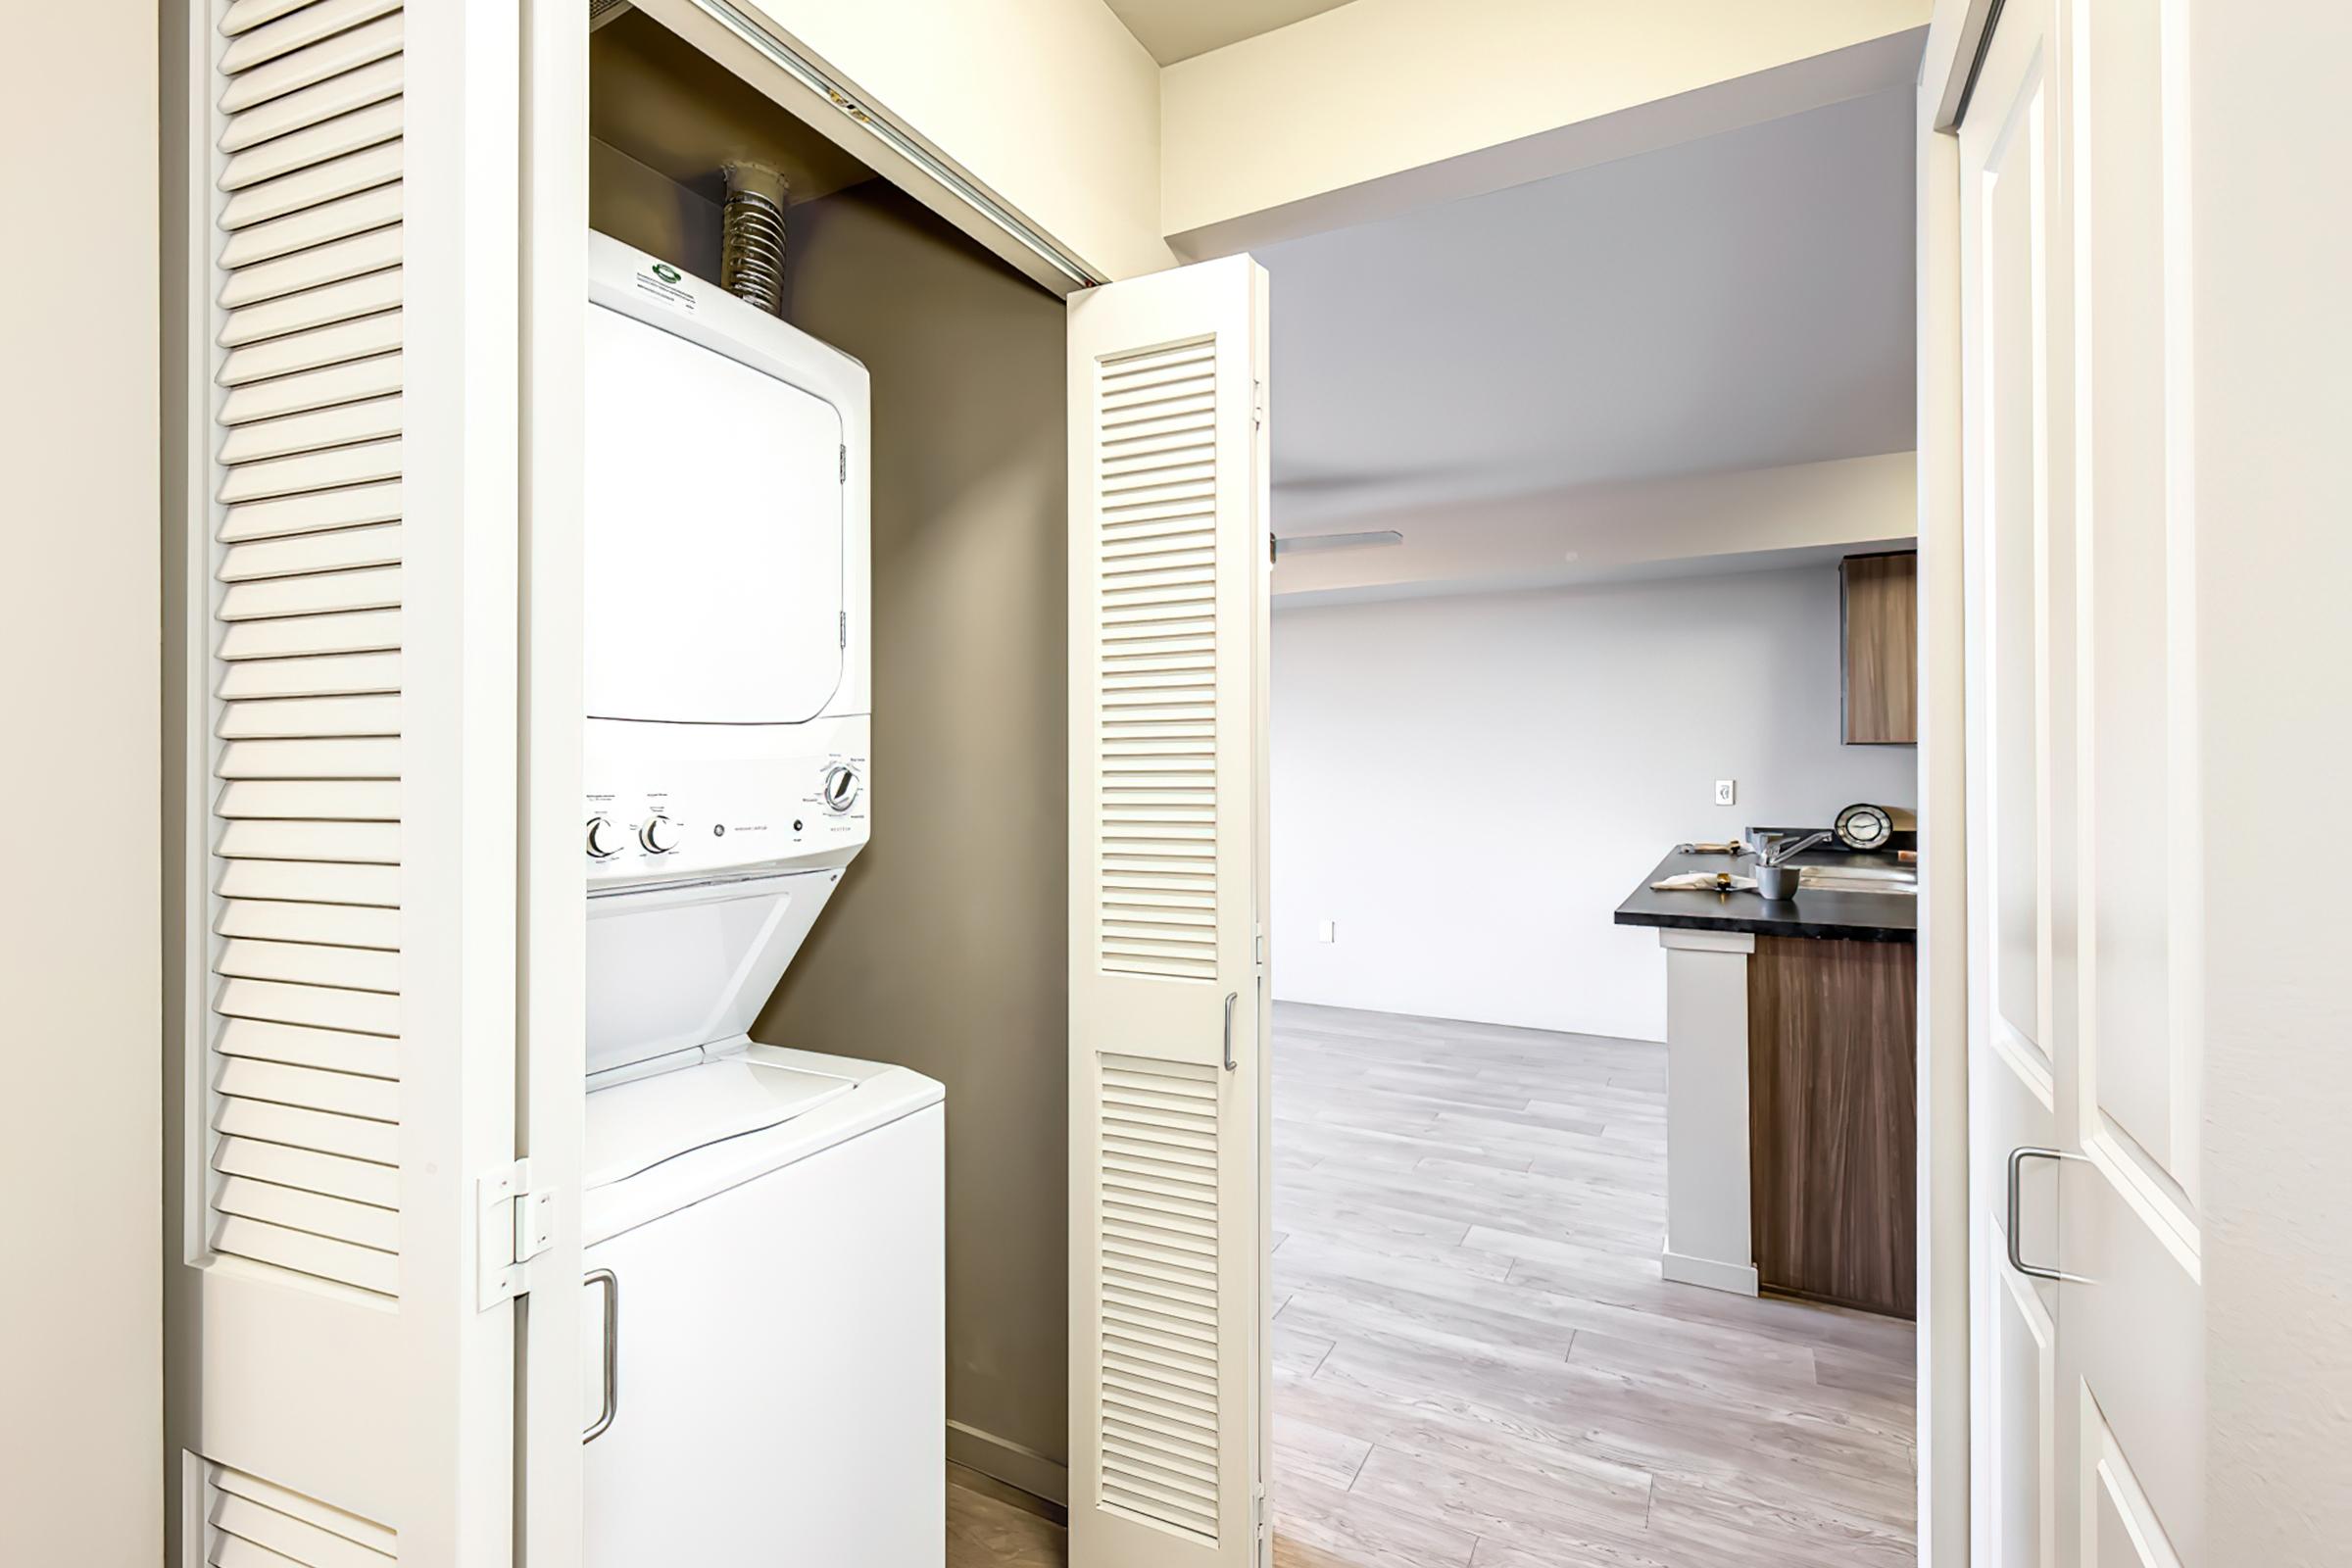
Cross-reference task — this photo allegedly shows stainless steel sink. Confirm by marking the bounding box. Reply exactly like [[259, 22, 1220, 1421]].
[[1796, 865, 1918, 895]]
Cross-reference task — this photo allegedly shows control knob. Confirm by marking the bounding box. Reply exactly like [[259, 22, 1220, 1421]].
[[585, 815, 623, 859], [640, 813, 681, 855], [821, 764, 861, 813]]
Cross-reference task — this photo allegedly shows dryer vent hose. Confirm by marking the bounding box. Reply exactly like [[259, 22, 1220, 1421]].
[[720, 161, 789, 318]]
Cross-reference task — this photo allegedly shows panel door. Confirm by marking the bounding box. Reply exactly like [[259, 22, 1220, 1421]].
[[2052, 0, 2202, 1557], [1959, 0, 2071, 1557], [1959, 0, 2203, 1561], [1067, 255, 1273, 1568], [167, 3, 530, 1562]]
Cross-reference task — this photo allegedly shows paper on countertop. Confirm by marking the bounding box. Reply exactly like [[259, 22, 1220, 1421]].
[[1650, 872, 1759, 893]]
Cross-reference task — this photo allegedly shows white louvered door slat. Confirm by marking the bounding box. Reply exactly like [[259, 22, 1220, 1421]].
[[204, 0, 409, 1316], [172, 2, 521, 1562], [220, 53, 403, 151], [1069, 256, 1272, 1568]]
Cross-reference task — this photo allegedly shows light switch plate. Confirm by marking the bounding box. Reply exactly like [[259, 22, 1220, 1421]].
[[1714, 779, 1737, 807], [1317, 920, 1336, 943]]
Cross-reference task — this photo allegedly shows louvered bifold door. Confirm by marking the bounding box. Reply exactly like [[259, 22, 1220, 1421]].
[[169, 4, 523, 1564], [1067, 255, 1272, 1568]]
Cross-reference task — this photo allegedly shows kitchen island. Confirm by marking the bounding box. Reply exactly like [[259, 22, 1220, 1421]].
[[1616, 846, 1917, 1317]]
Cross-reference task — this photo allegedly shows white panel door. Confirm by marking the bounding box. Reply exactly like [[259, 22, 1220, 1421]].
[[1956, 0, 2070, 1560], [1959, 0, 2202, 1562], [1067, 255, 1272, 1568], [2052, 0, 2202, 1556], [168, 3, 530, 1563], [1959, 2, 2069, 1557]]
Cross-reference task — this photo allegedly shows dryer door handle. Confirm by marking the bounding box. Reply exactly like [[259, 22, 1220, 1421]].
[[585, 1267, 619, 1443]]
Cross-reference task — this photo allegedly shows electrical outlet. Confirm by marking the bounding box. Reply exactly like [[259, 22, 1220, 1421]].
[[1714, 779, 1737, 807], [1317, 920, 1337, 944]]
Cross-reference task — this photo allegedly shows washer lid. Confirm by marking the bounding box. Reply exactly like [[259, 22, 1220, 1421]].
[[580, 1046, 944, 1247], [585, 870, 839, 1079], [584, 1052, 856, 1191]]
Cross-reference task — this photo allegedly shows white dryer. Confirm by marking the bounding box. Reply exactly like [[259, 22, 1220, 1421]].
[[579, 231, 942, 1566]]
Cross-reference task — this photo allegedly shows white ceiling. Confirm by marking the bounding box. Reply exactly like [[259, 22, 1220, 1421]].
[[1259, 87, 1918, 533], [1102, 0, 1357, 65]]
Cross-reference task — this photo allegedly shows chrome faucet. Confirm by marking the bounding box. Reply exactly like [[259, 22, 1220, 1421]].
[[1759, 830, 1834, 867]]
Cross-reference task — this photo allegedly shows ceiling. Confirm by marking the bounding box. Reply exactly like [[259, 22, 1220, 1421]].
[[1259, 86, 1918, 534], [1103, 0, 1357, 65]]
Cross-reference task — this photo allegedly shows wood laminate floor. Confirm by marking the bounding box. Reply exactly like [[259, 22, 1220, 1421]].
[[947, 1002, 1917, 1568]]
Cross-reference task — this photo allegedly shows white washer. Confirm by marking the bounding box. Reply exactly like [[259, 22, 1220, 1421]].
[[579, 233, 939, 1564], [581, 1044, 943, 1567]]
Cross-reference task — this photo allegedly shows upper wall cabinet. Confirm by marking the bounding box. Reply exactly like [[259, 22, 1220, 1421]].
[[1842, 550, 1917, 745]]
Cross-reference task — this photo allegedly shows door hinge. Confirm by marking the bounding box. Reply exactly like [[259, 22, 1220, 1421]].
[[1251, 378, 1266, 431], [840, 610, 848, 648], [1255, 921, 1266, 968], [1253, 1484, 1270, 1567], [477, 1158, 555, 1311], [839, 444, 848, 483]]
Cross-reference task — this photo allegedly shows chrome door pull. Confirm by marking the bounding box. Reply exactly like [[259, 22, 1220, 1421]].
[[2005, 1147, 2090, 1283], [584, 1267, 619, 1443], [1222, 991, 1239, 1073]]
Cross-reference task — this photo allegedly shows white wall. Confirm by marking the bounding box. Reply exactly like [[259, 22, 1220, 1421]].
[[0, 0, 161, 1556], [1272, 566, 1915, 1041], [2193, 0, 2352, 1555]]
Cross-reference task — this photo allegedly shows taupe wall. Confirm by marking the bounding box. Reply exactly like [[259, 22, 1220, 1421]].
[[588, 156, 1073, 1479]]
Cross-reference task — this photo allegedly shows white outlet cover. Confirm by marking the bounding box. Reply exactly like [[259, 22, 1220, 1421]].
[[1714, 779, 1737, 806], [1317, 920, 1336, 943]]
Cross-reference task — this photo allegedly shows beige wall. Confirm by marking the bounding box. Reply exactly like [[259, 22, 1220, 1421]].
[[638, 0, 1171, 283], [0, 0, 163, 1555], [590, 154, 1074, 1484], [1272, 452, 1920, 604], [1162, 0, 1929, 255]]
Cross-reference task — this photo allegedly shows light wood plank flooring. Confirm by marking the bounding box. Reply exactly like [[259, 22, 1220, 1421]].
[[1267, 1002, 1915, 1568], [946, 1003, 1917, 1568]]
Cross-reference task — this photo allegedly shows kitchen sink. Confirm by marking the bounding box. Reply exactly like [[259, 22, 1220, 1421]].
[[1796, 865, 1919, 895]]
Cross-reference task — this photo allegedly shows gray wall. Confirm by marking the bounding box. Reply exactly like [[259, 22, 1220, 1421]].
[[1272, 566, 1919, 1041], [589, 153, 1073, 1478]]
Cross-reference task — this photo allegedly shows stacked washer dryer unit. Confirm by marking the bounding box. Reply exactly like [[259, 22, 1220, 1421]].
[[579, 230, 944, 1565]]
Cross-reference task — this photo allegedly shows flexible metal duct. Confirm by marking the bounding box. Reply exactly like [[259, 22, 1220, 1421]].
[[719, 161, 790, 318]]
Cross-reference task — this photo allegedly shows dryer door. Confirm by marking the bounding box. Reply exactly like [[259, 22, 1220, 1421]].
[[585, 300, 845, 723]]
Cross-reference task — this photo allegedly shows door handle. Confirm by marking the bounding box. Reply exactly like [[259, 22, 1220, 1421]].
[[1222, 991, 1239, 1073], [2005, 1147, 2090, 1284], [584, 1267, 619, 1443]]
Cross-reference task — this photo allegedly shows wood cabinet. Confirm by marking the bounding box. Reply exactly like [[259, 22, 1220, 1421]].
[[1747, 935, 1917, 1317], [1841, 550, 1918, 744]]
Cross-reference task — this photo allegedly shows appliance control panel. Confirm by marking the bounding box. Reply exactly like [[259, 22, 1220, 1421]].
[[584, 745, 869, 888]]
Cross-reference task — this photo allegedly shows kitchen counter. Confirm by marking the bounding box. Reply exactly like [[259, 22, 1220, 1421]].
[[1619, 841, 1919, 1316], [1613, 847, 1916, 944]]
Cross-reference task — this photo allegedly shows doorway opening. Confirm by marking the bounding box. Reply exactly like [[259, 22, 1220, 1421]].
[[1258, 82, 1927, 1568]]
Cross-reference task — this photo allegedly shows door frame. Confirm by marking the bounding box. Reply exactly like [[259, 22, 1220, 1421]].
[[1915, 5, 2006, 1567]]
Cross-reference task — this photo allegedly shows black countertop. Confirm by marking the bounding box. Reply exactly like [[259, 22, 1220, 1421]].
[[1613, 846, 1918, 944]]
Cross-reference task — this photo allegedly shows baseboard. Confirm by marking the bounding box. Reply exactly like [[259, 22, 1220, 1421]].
[[1659, 1248, 1759, 1297], [947, 1420, 1068, 1512]]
